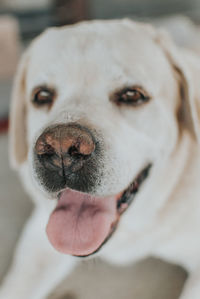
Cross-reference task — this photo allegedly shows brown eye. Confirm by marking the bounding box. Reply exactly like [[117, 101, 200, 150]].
[[112, 86, 150, 107], [32, 87, 55, 106]]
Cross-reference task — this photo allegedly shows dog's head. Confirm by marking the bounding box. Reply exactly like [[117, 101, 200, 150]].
[[9, 20, 200, 257]]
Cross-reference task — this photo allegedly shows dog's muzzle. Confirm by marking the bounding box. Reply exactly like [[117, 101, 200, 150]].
[[33, 123, 151, 257], [34, 123, 100, 193]]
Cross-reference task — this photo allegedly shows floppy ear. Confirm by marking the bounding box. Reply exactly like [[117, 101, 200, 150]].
[[9, 52, 29, 169], [156, 30, 200, 143]]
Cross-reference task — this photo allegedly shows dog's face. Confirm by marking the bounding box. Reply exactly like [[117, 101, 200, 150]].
[[9, 20, 200, 257]]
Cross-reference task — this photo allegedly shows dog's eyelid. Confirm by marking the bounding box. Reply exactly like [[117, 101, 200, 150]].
[[31, 86, 56, 108], [110, 85, 151, 107]]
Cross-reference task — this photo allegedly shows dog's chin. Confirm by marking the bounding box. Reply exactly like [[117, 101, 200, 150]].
[[46, 164, 152, 257]]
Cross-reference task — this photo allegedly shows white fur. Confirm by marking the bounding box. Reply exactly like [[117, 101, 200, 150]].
[[1, 18, 200, 298]]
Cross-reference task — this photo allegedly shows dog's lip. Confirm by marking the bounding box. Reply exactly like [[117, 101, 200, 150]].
[[52, 163, 152, 258], [56, 164, 152, 204], [116, 163, 152, 214]]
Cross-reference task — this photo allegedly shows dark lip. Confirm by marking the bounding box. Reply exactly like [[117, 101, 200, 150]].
[[68, 163, 152, 258], [117, 163, 152, 213]]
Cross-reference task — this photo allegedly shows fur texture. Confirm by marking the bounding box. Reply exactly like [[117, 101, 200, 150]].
[[1, 19, 200, 299]]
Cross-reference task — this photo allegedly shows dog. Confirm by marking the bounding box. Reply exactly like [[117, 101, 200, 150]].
[[1, 19, 200, 299]]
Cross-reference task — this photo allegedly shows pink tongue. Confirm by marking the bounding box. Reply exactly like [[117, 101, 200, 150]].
[[46, 189, 118, 256]]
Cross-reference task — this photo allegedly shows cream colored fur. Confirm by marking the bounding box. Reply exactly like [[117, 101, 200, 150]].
[[1, 18, 200, 299]]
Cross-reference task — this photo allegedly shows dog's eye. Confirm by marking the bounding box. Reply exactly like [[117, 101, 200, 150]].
[[112, 87, 150, 107], [32, 87, 55, 106]]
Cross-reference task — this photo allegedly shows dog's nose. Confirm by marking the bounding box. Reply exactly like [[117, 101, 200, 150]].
[[35, 123, 95, 174]]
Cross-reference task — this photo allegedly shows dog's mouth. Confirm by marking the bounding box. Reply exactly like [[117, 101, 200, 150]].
[[46, 164, 151, 257]]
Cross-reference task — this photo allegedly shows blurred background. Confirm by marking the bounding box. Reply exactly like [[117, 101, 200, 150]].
[[0, 0, 198, 298]]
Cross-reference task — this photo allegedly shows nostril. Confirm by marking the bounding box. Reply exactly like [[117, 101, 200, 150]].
[[68, 145, 78, 155], [35, 140, 55, 156], [68, 145, 82, 158], [68, 145, 93, 160], [43, 143, 55, 155]]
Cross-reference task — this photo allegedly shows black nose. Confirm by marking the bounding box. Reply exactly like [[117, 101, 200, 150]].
[[34, 123, 99, 193]]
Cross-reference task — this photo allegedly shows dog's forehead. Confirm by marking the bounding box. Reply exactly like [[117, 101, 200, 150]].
[[26, 20, 172, 94]]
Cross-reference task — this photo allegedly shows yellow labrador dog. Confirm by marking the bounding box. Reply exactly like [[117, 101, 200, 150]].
[[1, 19, 200, 299]]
